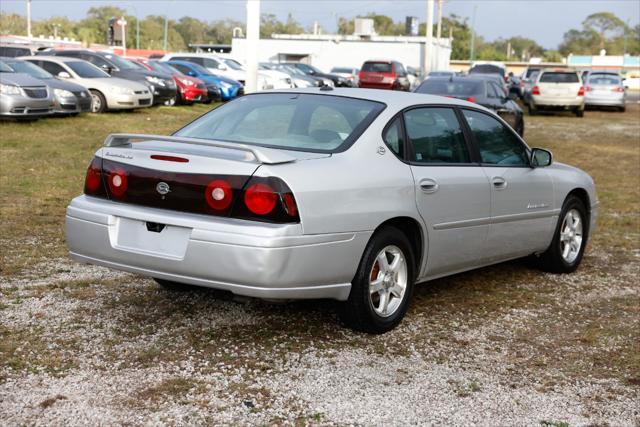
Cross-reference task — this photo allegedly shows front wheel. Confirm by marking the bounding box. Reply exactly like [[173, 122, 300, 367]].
[[339, 226, 415, 334], [89, 89, 106, 113], [537, 195, 588, 273]]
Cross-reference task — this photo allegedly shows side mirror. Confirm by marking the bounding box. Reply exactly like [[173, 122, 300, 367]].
[[531, 148, 553, 168], [101, 64, 113, 74], [57, 71, 71, 79]]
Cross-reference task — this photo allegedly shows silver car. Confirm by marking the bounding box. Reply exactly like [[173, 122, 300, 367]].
[[0, 61, 54, 119], [65, 89, 598, 333], [22, 56, 153, 113], [584, 72, 626, 112]]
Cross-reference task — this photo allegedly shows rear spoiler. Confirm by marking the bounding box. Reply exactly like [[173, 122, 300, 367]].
[[104, 133, 297, 165]]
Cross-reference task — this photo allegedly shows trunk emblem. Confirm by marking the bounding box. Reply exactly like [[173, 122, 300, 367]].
[[156, 182, 171, 196]]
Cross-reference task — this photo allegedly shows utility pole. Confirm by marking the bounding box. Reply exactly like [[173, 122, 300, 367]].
[[26, 0, 32, 40], [423, 0, 434, 75], [470, 4, 477, 61], [436, 0, 443, 39], [245, 0, 260, 93], [121, 17, 127, 56], [163, 15, 169, 51]]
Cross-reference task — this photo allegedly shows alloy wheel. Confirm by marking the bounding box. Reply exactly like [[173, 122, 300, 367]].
[[369, 245, 408, 317]]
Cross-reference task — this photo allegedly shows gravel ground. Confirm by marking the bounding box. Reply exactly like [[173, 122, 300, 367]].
[[1, 249, 638, 425]]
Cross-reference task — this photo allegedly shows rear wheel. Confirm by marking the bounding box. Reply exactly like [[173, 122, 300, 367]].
[[537, 195, 588, 273], [339, 226, 415, 334], [619, 105, 626, 112], [575, 108, 584, 117], [89, 90, 106, 113]]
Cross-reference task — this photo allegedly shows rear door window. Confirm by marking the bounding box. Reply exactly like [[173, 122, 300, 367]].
[[403, 108, 470, 164], [39, 61, 66, 76], [539, 72, 579, 83]]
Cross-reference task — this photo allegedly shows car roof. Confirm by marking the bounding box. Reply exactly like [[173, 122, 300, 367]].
[[260, 87, 490, 112], [21, 55, 80, 64]]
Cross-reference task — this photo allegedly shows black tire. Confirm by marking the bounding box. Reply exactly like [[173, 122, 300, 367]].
[[575, 108, 584, 117], [528, 103, 537, 116], [537, 195, 588, 274], [89, 89, 107, 113], [339, 226, 415, 334], [619, 106, 626, 113], [154, 278, 197, 291]]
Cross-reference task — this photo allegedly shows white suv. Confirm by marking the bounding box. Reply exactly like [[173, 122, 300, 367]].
[[527, 69, 585, 117]]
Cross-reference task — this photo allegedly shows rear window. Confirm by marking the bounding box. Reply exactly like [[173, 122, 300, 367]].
[[588, 74, 621, 85], [539, 72, 579, 83], [362, 62, 392, 73], [332, 67, 353, 73], [0, 46, 31, 57], [175, 93, 386, 153], [415, 79, 483, 96], [469, 64, 504, 75]]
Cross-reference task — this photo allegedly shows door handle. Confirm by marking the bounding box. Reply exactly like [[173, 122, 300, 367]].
[[419, 178, 439, 194], [491, 176, 508, 190]]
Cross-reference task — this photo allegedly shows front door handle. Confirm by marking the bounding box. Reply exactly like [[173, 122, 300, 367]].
[[491, 176, 508, 190], [419, 178, 439, 194]]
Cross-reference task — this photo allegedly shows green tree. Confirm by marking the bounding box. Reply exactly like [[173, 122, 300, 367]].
[[32, 16, 78, 39], [583, 12, 626, 49], [174, 16, 209, 46], [0, 13, 27, 36]]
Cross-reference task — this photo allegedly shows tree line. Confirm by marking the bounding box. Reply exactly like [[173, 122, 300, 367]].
[[1, 7, 638, 59]]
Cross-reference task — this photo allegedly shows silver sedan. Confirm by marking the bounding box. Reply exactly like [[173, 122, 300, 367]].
[[65, 88, 598, 333], [585, 72, 626, 111]]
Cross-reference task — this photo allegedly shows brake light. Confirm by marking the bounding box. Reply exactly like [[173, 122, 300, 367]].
[[612, 86, 625, 92], [108, 167, 128, 198], [84, 157, 103, 195], [532, 86, 540, 95], [467, 96, 475, 103], [244, 183, 277, 215], [204, 179, 232, 211], [577, 86, 585, 96], [151, 154, 189, 163]]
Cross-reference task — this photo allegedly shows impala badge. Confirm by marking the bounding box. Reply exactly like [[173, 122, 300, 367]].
[[156, 182, 171, 196]]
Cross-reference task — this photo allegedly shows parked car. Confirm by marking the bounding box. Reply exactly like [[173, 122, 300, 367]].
[[24, 56, 153, 113], [165, 60, 242, 101], [469, 62, 506, 81], [526, 69, 585, 117], [584, 72, 626, 112], [358, 60, 411, 91], [131, 59, 213, 104], [36, 49, 177, 105], [64, 88, 597, 333], [0, 44, 32, 57], [282, 62, 351, 87], [220, 57, 293, 89], [507, 74, 524, 99], [415, 76, 524, 135], [468, 73, 509, 95], [0, 60, 54, 119], [425, 70, 457, 79], [263, 63, 324, 87], [330, 67, 359, 86], [522, 67, 542, 81], [2, 57, 91, 115]]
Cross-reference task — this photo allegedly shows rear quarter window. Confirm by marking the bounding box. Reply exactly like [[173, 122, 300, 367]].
[[539, 72, 580, 83]]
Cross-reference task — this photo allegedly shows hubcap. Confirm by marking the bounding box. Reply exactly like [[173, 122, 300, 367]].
[[91, 94, 101, 113], [560, 209, 583, 263], [369, 245, 408, 318]]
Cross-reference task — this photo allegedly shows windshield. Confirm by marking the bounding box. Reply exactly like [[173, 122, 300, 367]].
[[332, 67, 353, 73], [540, 72, 579, 83], [177, 61, 210, 75], [149, 61, 178, 75], [176, 93, 385, 153], [0, 61, 16, 72], [4, 59, 53, 79], [103, 54, 139, 70], [416, 79, 483, 96], [66, 61, 110, 78], [223, 59, 244, 70], [428, 71, 453, 77], [469, 64, 504, 75], [588, 74, 621, 86]]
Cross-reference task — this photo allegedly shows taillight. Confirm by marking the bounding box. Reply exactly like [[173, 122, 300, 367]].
[[532, 86, 540, 95], [108, 167, 128, 198], [612, 86, 625, 92], [204, 179, 232, 211], [151, 154, 189, 163], [585, 86, 593, 92], [467, 96, 475, 103], [84, 157, 104, 195], [577, 86, 585, 96], [244, 183, 277, 215]]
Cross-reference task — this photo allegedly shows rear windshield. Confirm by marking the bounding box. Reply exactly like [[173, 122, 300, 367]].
[[175, 93, 386, 153], [332, 67, 354, 73], [588, 74, 621, 85], [539, 72, 579, 83], [469, 64, 504, 75], [415, 79, 483, 96], [67, 61, 110, 78], [0, 46, 31, 57], [362, 62, 392, 73]]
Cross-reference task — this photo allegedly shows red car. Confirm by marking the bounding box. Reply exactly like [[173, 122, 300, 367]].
[[358, 60, 411, 91], [130, 58, 211, 104]]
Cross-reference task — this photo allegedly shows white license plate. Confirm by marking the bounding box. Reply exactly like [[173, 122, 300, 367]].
[[110, 217, 191, 259]]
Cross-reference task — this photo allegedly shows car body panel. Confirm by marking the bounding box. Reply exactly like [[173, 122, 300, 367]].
[[65, 88, 598, 300], [584, 73, 626, 107], [0, 71, 54, 117]]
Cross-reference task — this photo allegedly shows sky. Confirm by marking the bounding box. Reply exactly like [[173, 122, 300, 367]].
[[1, 0, 639, 49]]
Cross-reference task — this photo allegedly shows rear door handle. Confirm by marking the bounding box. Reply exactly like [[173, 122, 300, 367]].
[[419, 178, 439, 194], [491, 176, 508, 190]]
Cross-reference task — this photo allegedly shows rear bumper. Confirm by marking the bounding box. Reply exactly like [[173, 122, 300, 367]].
[[531, 95, 584, 108], [585, 93, 625, 106], [65, 195, 370, 300]]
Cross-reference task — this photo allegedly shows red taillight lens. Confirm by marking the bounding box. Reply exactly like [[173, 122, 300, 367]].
[[204, 179, 232, 211], [467, 96, 475, 103], [108, 168, 128, 198], [151, 154, 189, 163], [585, 86, 593, 92], [244, 183, 277, 215], [577, 86, 585, 96], [613, 86, 625, 92], [532, 85, 540, 95], [84, 158, 102, 194], [282, 193, 298, 217]]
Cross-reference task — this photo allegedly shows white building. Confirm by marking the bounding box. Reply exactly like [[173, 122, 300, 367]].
[[230, 33, 452, 73]]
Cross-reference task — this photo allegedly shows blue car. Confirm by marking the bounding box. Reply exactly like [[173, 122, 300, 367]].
[[165, 60, 243, 101]]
